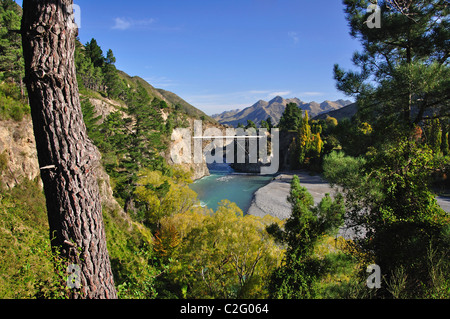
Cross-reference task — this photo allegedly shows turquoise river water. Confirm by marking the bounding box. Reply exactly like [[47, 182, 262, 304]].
[[189, 163, 274, 212]]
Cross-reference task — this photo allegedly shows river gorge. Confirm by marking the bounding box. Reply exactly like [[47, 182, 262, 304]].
[[190, 163, 450, 242], [189, 163, 273, 212], [189, 163, 337, 219]]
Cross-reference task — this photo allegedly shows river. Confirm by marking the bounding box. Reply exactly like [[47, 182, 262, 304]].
[[189, 163, 274, 213], [190, 163, 450, 225]]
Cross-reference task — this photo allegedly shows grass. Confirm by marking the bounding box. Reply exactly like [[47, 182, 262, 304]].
[[313, 236, 363, 299], [0, 175, 160, 299], [0, 178, 61, 298]]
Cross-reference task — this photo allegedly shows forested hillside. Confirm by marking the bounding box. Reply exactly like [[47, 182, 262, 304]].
[[0, 0, 289, 299], [1, 0, 449, 300]]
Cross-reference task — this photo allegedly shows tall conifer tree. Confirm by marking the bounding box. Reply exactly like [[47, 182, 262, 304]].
[[334, 0, 449, 135], [21, 0, 117, 298]]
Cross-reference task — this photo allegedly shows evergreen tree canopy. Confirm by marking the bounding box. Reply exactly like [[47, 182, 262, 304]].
[[0, 0, 24, 87], [245, 119, 257, 129], [267, 175, 345, 298], [278, 102, 303, 131], [85, 38, 105, 68], [334, 0, 450, 134]]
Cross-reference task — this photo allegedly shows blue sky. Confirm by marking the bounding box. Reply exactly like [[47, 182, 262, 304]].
[[16, 0, 361, 115]]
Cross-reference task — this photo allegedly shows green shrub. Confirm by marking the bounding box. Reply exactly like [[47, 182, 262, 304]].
[[0, 82, 30, 121], [0, 150, 8, 173], [0, 178, 66, 298]]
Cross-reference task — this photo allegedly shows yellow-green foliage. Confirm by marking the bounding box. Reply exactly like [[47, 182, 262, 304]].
[[134, 166, 198, 224], [299, 110, 311, 148], [325, 115, 338, 127], [103, 207, 164, 299], [0, 177, 162, 299], [0, 178, 63, 298], [165, 200, 285, 299], [311, 132, 324, 156], [0, 150, 8, 173], [358, 122, 373, 135], [313, 236, 361, 299]]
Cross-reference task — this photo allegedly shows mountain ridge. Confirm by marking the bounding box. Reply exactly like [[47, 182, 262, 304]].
[[212, 96, 353, 127], [115, 71, 216, 123]]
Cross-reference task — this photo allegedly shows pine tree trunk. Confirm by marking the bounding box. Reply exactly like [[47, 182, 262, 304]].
[[21, 0, 117, 299]]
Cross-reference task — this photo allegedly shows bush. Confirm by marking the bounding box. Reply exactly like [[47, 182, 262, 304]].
[[0, 178, 67, 298], [323, 140, 450, 298], [0, 82, 29, 121], [267, 175, 346, 299]]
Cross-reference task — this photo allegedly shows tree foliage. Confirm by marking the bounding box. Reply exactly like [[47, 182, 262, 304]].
[[334, 0, 450, 134], [0, 0, 23, 90], [75, 38, 127, 99], [288, 111, 324, 169], [267, 176, 345, 298], [278, 102, 303, 131], [80, 77, 173, 215], [134, 168, 197, 227], [326, 1, 450, 298], [323, 139, 450, 298], [164, 200, 284, 299]]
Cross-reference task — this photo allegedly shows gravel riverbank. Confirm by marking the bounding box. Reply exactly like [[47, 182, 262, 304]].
[[247, 171, 450, 240], [247, 171, 336, 220]]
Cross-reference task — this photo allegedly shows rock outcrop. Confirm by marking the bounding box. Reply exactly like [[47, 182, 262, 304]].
[[0, 117, 40, 189], [0, 115, 123, 216]]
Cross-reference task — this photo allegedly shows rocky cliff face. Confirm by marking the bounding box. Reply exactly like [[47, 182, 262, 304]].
[[0, 96, 214, 211], [87, 95, 214, 182], [0, 114, 122, 216], [166, 128, 210, 180], [165, 118, 235, 180], [0, 117, 40, 189]]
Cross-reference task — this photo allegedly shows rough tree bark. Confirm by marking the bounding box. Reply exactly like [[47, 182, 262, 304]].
[[21, 0, 117, 298]]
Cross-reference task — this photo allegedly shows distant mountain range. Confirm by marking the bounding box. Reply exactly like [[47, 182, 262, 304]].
[[212, 96, 353, 127], [313, 102, 358, 121]]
